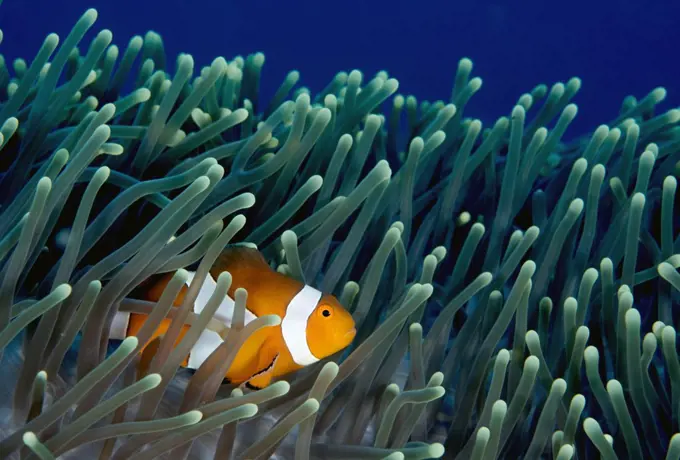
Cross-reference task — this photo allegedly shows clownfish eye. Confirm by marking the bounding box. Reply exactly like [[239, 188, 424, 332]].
[[321, 308, 332, 318]]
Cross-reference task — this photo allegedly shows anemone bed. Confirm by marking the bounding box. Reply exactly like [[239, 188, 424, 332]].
[[0, 7, 679, 460]]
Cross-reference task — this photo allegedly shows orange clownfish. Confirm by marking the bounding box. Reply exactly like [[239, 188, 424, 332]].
[[110, 246, 356, 389]]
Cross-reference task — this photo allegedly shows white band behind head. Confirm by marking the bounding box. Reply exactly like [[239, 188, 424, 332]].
[[281, 285, 322, 366]]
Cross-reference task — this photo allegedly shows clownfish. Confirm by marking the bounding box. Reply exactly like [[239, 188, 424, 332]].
[[110, 246, 356, 389]]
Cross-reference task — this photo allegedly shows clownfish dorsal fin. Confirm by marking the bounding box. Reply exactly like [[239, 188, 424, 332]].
[[211, 245, 272, 277], [210, 245, 305, 319]]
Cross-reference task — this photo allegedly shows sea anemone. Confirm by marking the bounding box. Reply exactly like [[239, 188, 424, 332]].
[[1, 7, 679, 460]]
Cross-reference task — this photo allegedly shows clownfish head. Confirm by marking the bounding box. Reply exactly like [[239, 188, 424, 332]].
[[305, 294, 356, 359]]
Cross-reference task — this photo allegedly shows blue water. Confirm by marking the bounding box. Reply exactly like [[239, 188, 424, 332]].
[[1, 0, 678, 137]]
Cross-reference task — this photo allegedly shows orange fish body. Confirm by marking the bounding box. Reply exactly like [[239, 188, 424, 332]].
[[118, 247, 356, 389]]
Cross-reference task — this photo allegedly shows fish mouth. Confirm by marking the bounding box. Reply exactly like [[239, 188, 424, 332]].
[[345, 328, 357, 340]]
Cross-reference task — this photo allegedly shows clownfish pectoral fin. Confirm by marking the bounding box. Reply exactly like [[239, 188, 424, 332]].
[[243, 352, 279, 390], [242, 338, 280, 390]]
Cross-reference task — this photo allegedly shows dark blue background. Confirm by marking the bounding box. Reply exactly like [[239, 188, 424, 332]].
[[1, 0, 678, 137]]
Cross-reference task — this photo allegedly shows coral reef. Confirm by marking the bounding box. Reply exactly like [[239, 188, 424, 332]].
[[1, 7, 680, 460]]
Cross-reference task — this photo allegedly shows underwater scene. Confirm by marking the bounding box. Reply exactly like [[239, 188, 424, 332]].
[[0, 0, 679, 458]]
